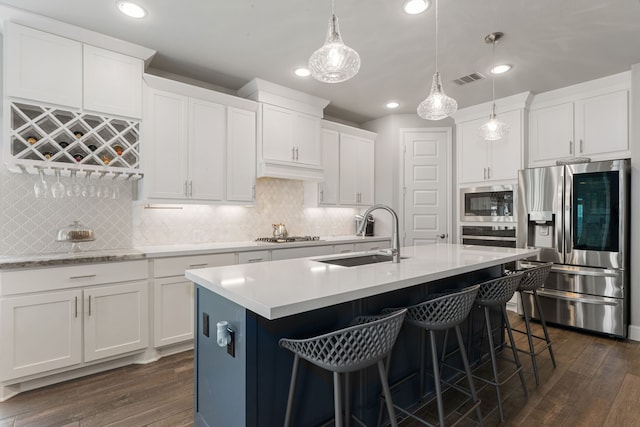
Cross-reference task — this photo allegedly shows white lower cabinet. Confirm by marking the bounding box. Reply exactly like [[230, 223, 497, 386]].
[[0, 290, 82, 381], [83, 281, 148, 362], [152, 253, 235, 348], [0, 261, 149, 382], [154, 277, 194, 347]]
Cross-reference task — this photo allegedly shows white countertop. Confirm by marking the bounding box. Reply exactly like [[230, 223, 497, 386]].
[[185, 243, 539, 320]]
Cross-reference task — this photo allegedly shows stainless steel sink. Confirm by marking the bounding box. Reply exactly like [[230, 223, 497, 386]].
[[316, 253, 406, 267]]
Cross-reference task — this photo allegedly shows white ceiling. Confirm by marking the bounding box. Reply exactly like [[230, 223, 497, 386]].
[[1, 0, 640, 124]]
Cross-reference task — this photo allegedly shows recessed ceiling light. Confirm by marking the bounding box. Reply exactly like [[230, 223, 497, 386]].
[[491, 64, 512, 74], [294, 67, 311, 77], [403, 0, 429, 15], [386, 101, 400, 109], [117, 1, 147, 18]]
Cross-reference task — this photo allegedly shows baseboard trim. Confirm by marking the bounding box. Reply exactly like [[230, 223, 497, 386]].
[[628, 324, 640, 342]]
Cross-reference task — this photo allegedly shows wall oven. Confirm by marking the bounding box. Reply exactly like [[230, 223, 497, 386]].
[[460, 185, 516, 222]]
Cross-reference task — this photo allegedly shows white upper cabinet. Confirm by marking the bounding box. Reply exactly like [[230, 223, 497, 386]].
[[5, 22, 144, 119], [260, 104, 322, 176], [238, 78, 329, 181], [304, 122, 376, 208], [340, 133, 374, 206], [528, 72, 630, 167], [227, 107, 257, 202], [83, 45, 143, 119], [6, 22, 82, 108], [141, 74, 257, 204], [143, 88, 190, 200], [454, 92, 532, 186], [457, 109, 523, 184], [318, 129, 340, 205]]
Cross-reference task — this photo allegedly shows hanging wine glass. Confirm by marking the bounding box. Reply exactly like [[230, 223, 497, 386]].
[[33, 168, 49, 198], [51, 169, 66, 198]]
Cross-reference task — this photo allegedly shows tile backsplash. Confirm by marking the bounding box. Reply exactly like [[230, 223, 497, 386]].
[[0, 169, 133, 255], [132, 178, 359, 246], [0, 172, 359, 254]]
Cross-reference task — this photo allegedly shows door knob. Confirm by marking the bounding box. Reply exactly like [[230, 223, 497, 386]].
[[436, 233, 448, 239]]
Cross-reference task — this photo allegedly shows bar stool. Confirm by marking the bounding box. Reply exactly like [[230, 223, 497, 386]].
[[279, 308, 407, 427], [382, 285, 483, 427], [472, 272, 528, 422], [513, 262, 556, 385]]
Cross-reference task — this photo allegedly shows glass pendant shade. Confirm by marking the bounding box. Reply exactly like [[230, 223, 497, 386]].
[[479, 105, 509, 140], [309, 14, 361, 83], [417, 72, 458, 120]]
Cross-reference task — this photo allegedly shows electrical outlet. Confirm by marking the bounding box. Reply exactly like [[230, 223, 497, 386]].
[[227, 328, 235, 357], [202, 313, 209, 337]]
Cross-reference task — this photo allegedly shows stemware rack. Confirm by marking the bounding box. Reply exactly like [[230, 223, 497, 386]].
[[6, 101, 143, 180]]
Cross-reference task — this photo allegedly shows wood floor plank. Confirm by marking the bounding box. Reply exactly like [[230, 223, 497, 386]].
[[603, 373, 640, 427]]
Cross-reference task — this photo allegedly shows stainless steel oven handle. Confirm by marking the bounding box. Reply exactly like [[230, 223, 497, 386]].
[[535, 289, 619, 306]]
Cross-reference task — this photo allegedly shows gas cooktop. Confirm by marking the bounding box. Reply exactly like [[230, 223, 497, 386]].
[[255, 236, 322, 243]]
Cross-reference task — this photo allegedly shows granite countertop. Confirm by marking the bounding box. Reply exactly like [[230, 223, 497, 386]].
[[185, 244, 540, 320], [0, 235, 390, 269]]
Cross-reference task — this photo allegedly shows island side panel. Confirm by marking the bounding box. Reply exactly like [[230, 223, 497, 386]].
[[195, 285, 247, 427]]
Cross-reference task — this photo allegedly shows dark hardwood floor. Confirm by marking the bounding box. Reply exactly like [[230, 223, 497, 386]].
[[1, 312, 639, 426]]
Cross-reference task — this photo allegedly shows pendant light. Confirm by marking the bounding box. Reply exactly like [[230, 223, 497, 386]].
[[417, 0, 457, 120], [308, 0, 361, 84], [478, 32, 509, 141]]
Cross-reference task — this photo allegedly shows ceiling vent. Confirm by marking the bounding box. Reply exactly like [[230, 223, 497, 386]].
[[453, 72, 486, 86]]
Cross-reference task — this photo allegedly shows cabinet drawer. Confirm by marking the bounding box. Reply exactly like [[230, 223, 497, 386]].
[[154, 253, 235, 278], [237, 251, 271, 264], [355, 241, 390, 252], [271, 245, 334, 261], [0, 260, 148, 296]]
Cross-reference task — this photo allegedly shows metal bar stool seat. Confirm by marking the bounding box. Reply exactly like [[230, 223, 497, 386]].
[[279, 308, 407, 427], [382, 285, 483, 427], [471, 272, 528, 422], [511, 262, 556, 385]]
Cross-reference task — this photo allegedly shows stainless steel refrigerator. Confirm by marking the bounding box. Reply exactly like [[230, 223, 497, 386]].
[[517, 159, 630, 337]]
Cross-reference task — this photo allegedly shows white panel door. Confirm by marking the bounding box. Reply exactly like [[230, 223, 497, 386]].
[[402, 129, 451, 246], [154, 277, 194, 347], [227, 107, 257, 202], [6, 23, 82, 108], [84, 281, 149, 362], [0, 290, 82, 381], [189, 98, 225, 201], [83, 45, 143, 118], [144, 88, 189, 199]]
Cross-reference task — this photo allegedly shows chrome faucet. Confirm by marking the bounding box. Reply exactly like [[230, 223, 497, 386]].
[[357, 204, 401, 263]]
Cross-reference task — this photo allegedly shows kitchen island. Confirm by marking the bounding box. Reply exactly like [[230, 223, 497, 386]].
[[186, 244, 538, 426]]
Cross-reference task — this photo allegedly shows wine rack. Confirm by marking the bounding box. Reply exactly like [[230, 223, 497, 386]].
[[7, 101, 142, 178]]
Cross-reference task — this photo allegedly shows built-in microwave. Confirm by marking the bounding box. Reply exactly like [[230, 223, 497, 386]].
[[460, 184, 516, 222]]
